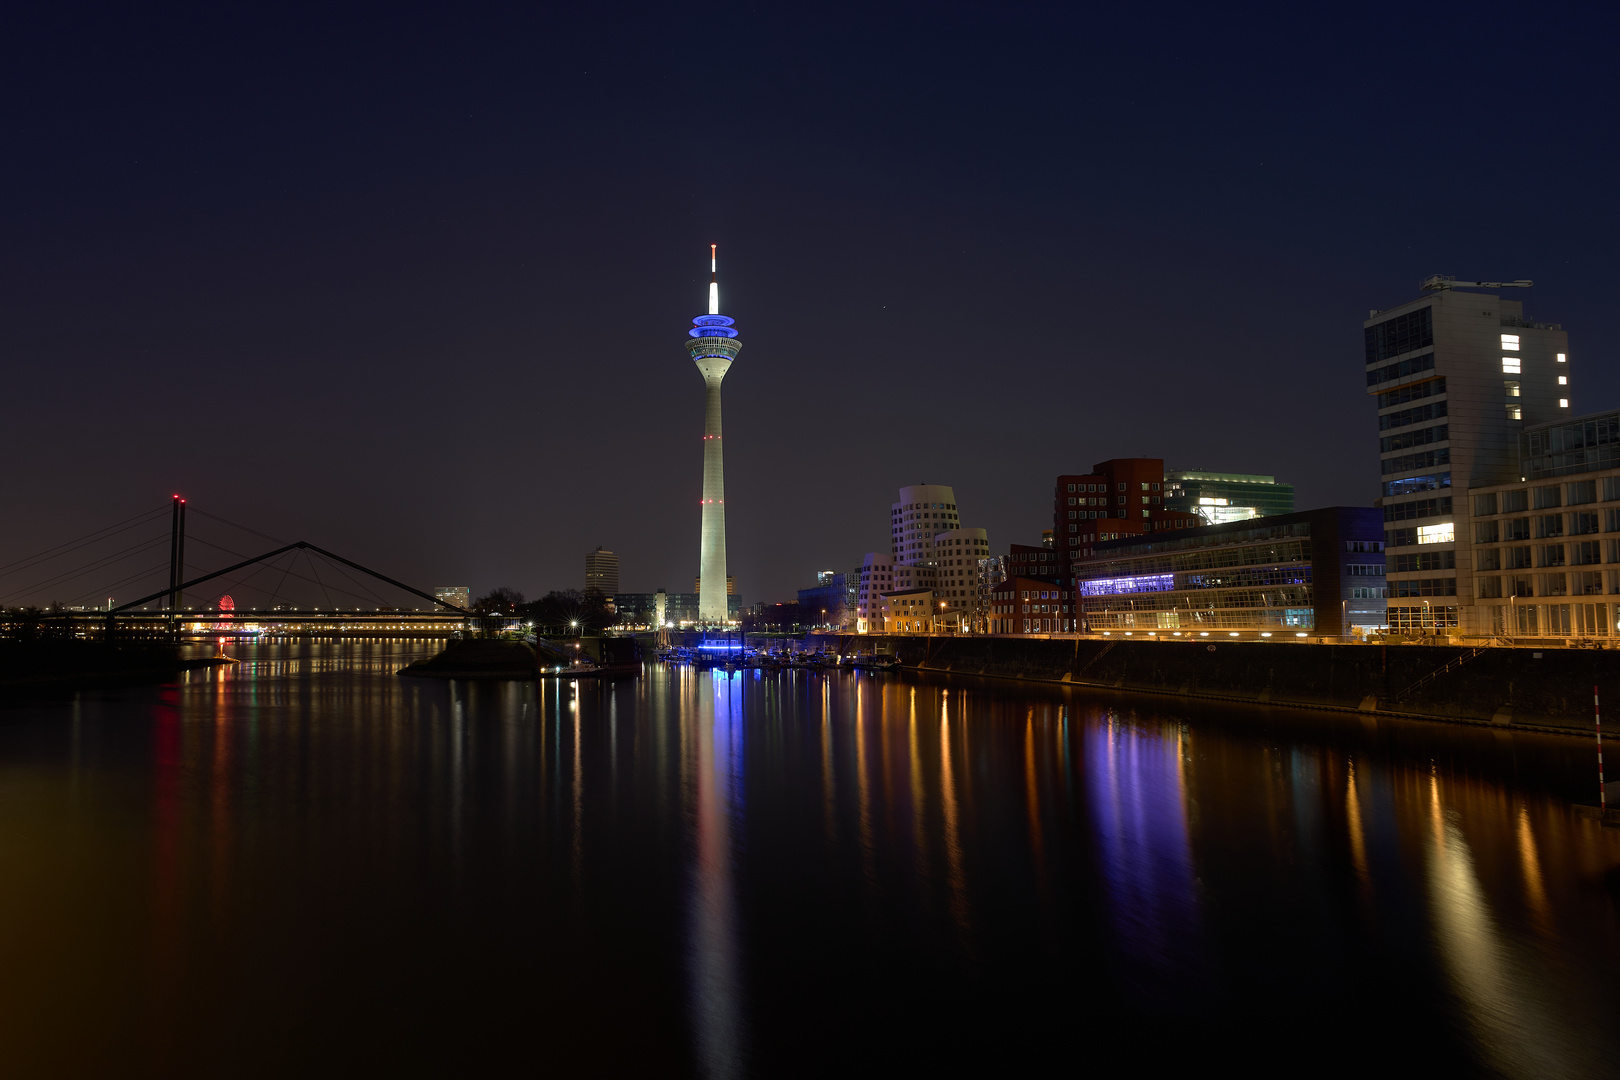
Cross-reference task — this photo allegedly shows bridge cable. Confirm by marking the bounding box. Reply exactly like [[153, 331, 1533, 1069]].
[[184, 537, 383, 608], [186, 508, 284, 546], [304, 550, 336, 610], [311, 550, 391, 607], [0, 533, 172, 607], [0, 507, 168, 581]]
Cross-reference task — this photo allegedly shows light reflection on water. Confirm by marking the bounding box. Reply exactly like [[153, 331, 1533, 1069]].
[[0, 640, 1617, 1078]]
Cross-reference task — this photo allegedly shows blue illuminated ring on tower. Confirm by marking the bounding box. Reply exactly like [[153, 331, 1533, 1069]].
[[690, 314, 739, 339]]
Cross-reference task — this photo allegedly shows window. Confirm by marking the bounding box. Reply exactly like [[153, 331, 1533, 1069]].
[[1561, 399, 1570, 409], [1501, 334, 1521, 351], [1541, 573, 1568, 597], [1502, 490, 1528, 513], [1558, 353, 1567, 362], [1535, 486, 1563, 510], [1473, 493, 1498, 517], [1507, 547, 1533, 569], [1377, 377, 1446, 409], [1385, 473, 1451, 498], [1559, 376, 1568, 386], [1504, 518, 1531, 541], [1365, 307, 1433, 363], [1576, 571, 1604, 596], [1538, 544, 1566, 567], [1507, 405, 1522, 420], [1503, 358, 1521, 374], [1476, 548, 1501, 571], [1474, 520, 1499, 544], [1511, 574, 1534, 597], [1417, 523, 1454, 544], [1569, 480, 1598, 504], [1505, 380, 1520, 397], [1573, 512, 1601, 535], [1536, 514, 1564, 539], [1478, 576, 1503, 599], [1573, 540, 1602, 565]]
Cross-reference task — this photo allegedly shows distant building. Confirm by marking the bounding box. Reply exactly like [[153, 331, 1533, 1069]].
[[585, 547, 619, 597], [693, 574, 737, 596], [855, 553, 894, 632], [798, 570, 859, 629], [1074, 507, 1386, 637], [931, 528, 990, 629], [1164, 470, 1295, 525], [434, 586, 471, 610], [615, 591, 739, 627]]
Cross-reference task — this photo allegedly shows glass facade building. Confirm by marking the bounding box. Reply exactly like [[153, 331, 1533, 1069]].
[[1075, 508, 1386, 636], [1163, 470, 1295, 525]]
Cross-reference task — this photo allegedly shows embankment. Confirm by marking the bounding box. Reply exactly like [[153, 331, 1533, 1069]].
[[847, 636, 1615, 737]]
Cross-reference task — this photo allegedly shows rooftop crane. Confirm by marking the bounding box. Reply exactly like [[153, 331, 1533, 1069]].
[[1420, 274, 1533, 292]]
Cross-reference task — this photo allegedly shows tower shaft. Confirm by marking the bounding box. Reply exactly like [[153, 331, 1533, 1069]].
[[697, 357, 730, 622]]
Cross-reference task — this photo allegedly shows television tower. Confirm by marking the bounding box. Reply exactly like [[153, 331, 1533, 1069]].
[[688, 244, 741, 624]]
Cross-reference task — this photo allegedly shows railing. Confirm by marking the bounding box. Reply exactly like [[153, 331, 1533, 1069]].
[[1395, 647, 1484, 701]]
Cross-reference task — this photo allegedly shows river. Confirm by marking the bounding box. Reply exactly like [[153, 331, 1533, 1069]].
[[1, 639, 1617, 1078]]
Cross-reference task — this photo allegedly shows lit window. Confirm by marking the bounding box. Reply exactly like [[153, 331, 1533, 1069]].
[[1561, 398, 1570, 408], [1505, 380, 1520, 397], [1500, 334, 1520, 350], [1502, 358, 1521, 373], [1507, 405, 1521, 420], [1558, 375, 1568, 385], [1557, 353, 1567, 362], [1417, 523, 1455, 545]]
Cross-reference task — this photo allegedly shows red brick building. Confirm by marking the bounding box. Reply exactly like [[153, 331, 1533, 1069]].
[[989, 576, 1075, 634]]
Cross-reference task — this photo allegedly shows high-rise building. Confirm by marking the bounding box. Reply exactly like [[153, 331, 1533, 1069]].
[[584, 546, 619, 597], [1053, 458, 1200, 575], [688, 245, 741, 624], [1365, 278, 1570, 634], [434, 586, 471, 610], [892, 484, 960, 564], [1164, 470, 1295, 525]]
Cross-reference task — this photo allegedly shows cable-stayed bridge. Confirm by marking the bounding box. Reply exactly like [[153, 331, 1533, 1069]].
[[0, 496, 473, 641]]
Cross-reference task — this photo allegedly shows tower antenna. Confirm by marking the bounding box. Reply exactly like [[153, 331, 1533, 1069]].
[[708, 244, 719, 315]]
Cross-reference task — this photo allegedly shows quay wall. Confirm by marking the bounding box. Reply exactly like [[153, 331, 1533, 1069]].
[[841, 636, 1616, 736]]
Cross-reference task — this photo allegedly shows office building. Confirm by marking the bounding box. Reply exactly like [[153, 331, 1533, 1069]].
[[689, 245, 742, 623], [875, 587, 938, 634], [1164, 470, 1295, 525], [1053, 459, 1201, 580], [615, 591, 741, 627], [1461, 410, 1620, 640], [434, 586, 471, 610], [798, 570, 860, 629], [1074, 508, 1386, 636], [1366, 278, 1570, 634], [584, 546, 619, 597]]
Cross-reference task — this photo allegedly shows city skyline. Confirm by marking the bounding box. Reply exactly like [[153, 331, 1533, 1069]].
[[3, 6, 1618, 605]]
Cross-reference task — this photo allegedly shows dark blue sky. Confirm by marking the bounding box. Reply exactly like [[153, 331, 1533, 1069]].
[[3, 2, 1617, 606]]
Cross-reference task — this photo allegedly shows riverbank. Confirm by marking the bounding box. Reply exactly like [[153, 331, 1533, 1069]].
[[833, 635, 1615, 738], [0, 641, 229, 690]]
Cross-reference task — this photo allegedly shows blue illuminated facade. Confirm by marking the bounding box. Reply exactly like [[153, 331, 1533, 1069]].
[[1074, 507, 1386, 636]]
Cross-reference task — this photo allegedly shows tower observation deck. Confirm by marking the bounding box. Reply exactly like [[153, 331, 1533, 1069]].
[[689, 245, 741, 624]]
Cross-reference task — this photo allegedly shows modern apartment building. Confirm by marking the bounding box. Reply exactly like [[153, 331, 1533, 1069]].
[[1366, 280, 1571, 634], [584, 547, 619, 597], [1075, 508, 1386, 636], [1464, 410, 1620, 641], [1164, 470, 1295, 525]]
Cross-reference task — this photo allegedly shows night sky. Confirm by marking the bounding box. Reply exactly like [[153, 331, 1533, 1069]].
[[5, 3, 1618, 607]]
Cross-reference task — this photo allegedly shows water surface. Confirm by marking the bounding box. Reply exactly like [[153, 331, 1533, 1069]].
[[2, 640, 1617, 1078]]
